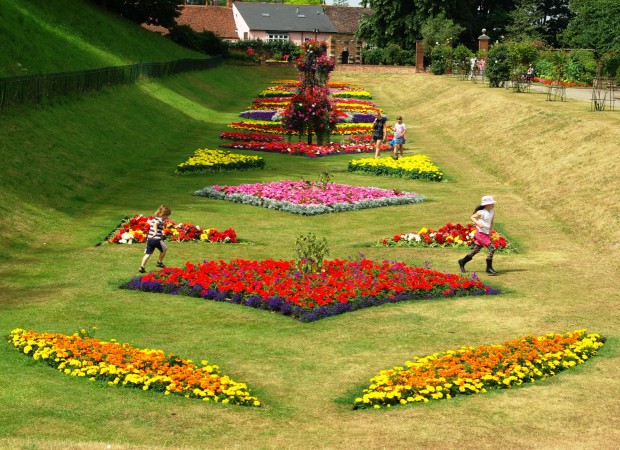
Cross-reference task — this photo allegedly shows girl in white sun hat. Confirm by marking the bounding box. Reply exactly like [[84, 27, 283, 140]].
[[458, 195, 498, 275]]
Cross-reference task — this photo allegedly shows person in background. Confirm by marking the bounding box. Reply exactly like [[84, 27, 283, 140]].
[[372, 111, 387, 158], [477, 58, 486, 77], [139, 205, 171, 273], [392, 115, 407, 159], [458, 196, 498, 275]]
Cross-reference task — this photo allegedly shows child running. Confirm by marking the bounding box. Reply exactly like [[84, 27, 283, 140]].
[[139, 205, 171, 273], [458, 195, 498, 275]]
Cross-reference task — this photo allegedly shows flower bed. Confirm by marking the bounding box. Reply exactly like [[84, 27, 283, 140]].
[[107, 214, 238, 244], [348, 155, 444, 181], [120, 258, 500, 322], [193, 180, 425, 215], [176, 148, 265, 174], [220, 140, 390, 157], [354, 330, 605, 409], [219, 131, 284, 142], [8, 328, 261, 406], [381, 222, 512, 252]]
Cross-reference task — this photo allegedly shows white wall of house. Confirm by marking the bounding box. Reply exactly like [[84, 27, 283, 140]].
[[232, 4, 250, 40]]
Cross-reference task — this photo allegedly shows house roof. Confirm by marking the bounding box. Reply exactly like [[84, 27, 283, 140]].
[[234, 2, 337, 33], [323, 5, 372, 35], [178, 6, 238, 39], [142, 5, 238, 40]]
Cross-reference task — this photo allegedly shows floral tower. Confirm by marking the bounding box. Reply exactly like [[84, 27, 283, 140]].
[[282, 41, 336, 145]]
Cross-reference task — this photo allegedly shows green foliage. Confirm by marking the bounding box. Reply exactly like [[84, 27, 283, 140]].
[[167, 25, 227, 56], [228, 39, 299, 60], [420, 13, 464, 56], [294, 232, 329, 274], [88, 0, 181, 28], [430, 45, 452, 75], [362, 47, 384, 65], [560, 0, 620, 54], [534, 58, 554, 79], [453, 44, 474, 74], [565, 50, 596, 84], [486, 44, 512, 87]]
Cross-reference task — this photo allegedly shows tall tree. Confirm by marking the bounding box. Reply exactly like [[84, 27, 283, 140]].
[[357, 0, 519, 51], [560, 0, 620, 54]]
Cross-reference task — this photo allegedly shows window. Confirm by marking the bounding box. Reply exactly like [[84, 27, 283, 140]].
[[267, 34, 289, 42]]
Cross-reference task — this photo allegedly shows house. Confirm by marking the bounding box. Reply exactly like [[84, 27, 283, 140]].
[[232, 3, 336, 43], [144, 2, 372, 64], [323, 5, 371, 64], [142, 4, 238, 41]]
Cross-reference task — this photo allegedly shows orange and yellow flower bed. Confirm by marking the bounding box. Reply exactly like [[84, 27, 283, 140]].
[[354, 330, 604, 409], [8, 328, 261, 407]]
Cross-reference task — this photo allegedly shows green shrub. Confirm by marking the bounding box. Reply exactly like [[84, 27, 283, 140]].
[[294, 232, 329, 274], [486, 44, 511, 87], [362, 47, 384, 65], [430, 46, 451, 75], [453, 44, 473, 74], [534, 59, 554, 79]]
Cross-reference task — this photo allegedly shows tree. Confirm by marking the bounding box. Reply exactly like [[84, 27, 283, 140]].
[[91, 0, 181, 28], [332, 0, 350, 6], [560, 0, 620, 55], [420, 13, 465, 55], [505, 0, 544, 42], [357, 0, 521, 51]]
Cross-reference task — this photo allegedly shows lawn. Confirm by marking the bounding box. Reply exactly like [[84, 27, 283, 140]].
[[0, 61, 618, 449]]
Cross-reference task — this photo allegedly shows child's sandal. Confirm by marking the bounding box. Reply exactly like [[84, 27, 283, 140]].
[[138, 267, 146, 273], [156, 262, 166, 268]]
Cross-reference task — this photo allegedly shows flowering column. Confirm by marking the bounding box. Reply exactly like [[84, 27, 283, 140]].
[[281, 40, 336, 145]]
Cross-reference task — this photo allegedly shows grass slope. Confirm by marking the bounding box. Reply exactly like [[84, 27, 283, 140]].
[[0, 8, 619, 448], [0, 0, 203, 77]]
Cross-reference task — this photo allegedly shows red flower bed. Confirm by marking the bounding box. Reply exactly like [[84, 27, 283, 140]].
[[107, 214, 238, 244], [220, 140, 391, 157], [121, 258, 500, 322], [383, 223, 511, 251], [219, 131, 284, 142]]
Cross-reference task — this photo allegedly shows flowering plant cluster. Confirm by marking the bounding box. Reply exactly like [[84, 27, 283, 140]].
[[381, 222, 510, 251], [229, 120, 284, 134], [221, 140, 390, 158], [176, 148, 265, 174], [239, 109, 279, 121], [258, 88, 294, 98], [295, 40, 335, 85], [219, 131, 283, 142], [121, 258, 499, 322], [249, 97, 291, 109], [8, 328, 261, 406], [348, 155, 444, 181], [107, 214, 238, 244], [193, 180, 425, 215], [532, 77, 589, 87], [334, 98, 379, 113], [281, 85, 337, 140], [354, 330, 605, 409], [332, 91, 373, 99]]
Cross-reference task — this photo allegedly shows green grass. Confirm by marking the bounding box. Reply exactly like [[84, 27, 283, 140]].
[[1, 6, 619, 448], [0, 0, 203, 76]]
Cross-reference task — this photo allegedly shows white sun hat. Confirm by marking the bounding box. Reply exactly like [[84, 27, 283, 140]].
[[481, 195, 496, 205]]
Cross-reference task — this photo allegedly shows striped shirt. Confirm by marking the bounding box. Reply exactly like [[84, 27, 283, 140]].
[[148, 217, 165, 239]]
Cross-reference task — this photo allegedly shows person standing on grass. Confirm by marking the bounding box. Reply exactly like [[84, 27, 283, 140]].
[[139, 205, 171, 273], [392, 115, 407, 159], [458, 195, 498, 275], [372, 111, 387, 158]]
